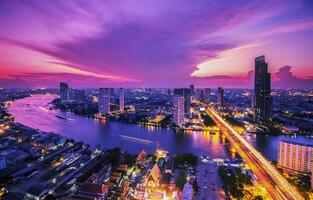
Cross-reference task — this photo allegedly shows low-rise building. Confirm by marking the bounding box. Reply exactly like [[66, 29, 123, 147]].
[[181, 183, 193, 200]]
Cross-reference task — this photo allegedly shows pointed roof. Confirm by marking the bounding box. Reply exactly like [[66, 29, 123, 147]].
[[136, 149, 147, 161], [148, 164, 161, 183]]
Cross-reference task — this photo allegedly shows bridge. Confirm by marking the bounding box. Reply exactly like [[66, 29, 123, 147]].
[[206, 107, 303, 200]]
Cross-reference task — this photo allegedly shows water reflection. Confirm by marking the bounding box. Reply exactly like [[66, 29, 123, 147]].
[[8, 96, 229, 158], [8, 95, 313, 161]]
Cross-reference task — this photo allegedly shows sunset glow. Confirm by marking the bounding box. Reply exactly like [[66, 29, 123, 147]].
[[0, 0, 312, 88]]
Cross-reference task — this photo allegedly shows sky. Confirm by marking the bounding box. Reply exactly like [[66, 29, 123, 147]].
[[0, 0, 313, 88]]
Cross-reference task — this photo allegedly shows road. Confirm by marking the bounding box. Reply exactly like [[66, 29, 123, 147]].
[[206, 107, 303, 200]]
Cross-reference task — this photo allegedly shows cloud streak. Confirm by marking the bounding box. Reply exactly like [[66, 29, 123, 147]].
[[0, 0, 312, 88]]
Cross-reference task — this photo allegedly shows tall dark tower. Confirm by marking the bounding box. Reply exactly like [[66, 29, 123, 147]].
[[217, 87, 224, 106], [60, 82, 70, 102], [254, 55, 272, 123]]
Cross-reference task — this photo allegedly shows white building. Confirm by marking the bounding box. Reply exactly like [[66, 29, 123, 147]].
[[173, 96, 185, 127], [98, 88, 110, 114], [119, 88, 124, 112], [278, 140, 313, 174]]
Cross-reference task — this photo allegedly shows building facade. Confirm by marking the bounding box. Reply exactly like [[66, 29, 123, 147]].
[[254, 55, 272, 123], [119, 88, 124, 112], [98, 88, 111, 114], [181, 183, 193, 200], [200, 90, 205, 102], [173, 96, 185, 126], [60, 82, 70, 102], [189, 84, 195, 96], [173, 88, 191, 114], [278, 141, 313, 174], [204, 88, 211, 103], [217, 87, 224, 106]]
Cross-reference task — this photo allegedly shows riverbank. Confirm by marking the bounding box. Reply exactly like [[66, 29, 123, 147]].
[[7, 95, 313, 161]]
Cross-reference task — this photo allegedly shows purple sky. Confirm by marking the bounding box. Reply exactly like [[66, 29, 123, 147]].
[[0, 0, 313, 88]]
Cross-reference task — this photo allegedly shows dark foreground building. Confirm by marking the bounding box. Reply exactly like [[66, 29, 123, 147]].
[[254, 55, 272, 123]]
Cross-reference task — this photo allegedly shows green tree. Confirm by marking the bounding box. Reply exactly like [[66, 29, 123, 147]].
[[254, 195, 263, 200], [175, 172, 186, 191]]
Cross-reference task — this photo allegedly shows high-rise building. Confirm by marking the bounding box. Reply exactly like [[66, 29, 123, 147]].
[[278, 141, 313, 174], [71, 89, 85, 102], [189, 84, 195, 96], [204, 88, 211, 103], [200, 90, 205, 102], [98, 88, 110, 114], [119, 88, 124, 112], [173, 88, 191, 114], [173, 96, 185, 126], [254, 55, 272, 123], [60, 82, 70, 102], [217, 87, 224, 106]]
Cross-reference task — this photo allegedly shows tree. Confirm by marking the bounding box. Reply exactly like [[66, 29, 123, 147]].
[[254, 195, 263, 200], [106, 148, 121, 169], [175, 172, 186, 191], [124, 153, 137, 167], [192, 180, 199, 194]]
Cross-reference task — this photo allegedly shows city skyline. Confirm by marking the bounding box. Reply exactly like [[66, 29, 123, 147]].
[[0, 1, 313, 88]]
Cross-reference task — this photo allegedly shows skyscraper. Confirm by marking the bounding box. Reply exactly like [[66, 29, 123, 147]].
[[217, 87, 224, 106], [200, 90, 205, 102], [189, 84, 195, 96], [98, 88, 110, 114], [60, 82, 70, 102], [173, 96, 185, 126], [173, 88, 191, 114], [119, 88, 124, 112], [204, 88, 211, 103], [254, 55, 272, 123]]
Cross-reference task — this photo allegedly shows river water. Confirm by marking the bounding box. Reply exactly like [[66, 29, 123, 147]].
[[8, 95, 313, 161]]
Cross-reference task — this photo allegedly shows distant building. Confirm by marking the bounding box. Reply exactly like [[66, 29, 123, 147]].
[[181, 183, 193, 200], [119, 88, 124, 112], [217, 87, 224, 106], [200, 90, 205, 102], [254, 55, 272, 123], [71, 89, 85, 101], [60, 82, 70, 102], [190, 84, 195, 96], [173, 88, 191, 114], [278, 140, 313, 174], [173, 96, 185, 126], [98, 88, 110, 114], [204, 88, 211, 103]]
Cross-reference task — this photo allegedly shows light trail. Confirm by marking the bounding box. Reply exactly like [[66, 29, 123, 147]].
[[119, 134, 154, 144], [38, 106, 49, 112], [206, 107, 304, 200]]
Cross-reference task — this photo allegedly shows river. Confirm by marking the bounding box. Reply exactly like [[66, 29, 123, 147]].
[[8, 95, 313, 161]]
